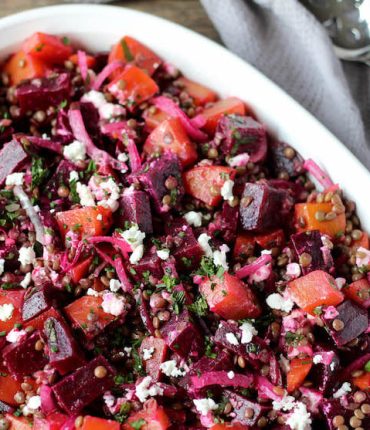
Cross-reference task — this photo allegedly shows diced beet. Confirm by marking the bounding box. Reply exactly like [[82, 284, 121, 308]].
[[321, 398, 370, 430], [268, 178, 307, 203], [169, 224, 204, 270], [308, 351, 340, 394], [269, 140, 304, 178], [22, 284, 65, 321], [80, 101, 101, 143], [239, 182, 293, 232], [291, 230, 333, 275], [128, 245, 163, 280], [139, 336, 168, 381], [52, 355, 115, 414], [160, 309, 204, 359], [322, 300, 368, 346], [16, 73, 70, 112], [3, 331, 48, 379], [43, 317, 85, 375], [130, 153, 184, 213], [118, 188, 153, 234], [0, 401, 14, 414], [208, 201, 239, 243], [216, 114, 267, 163], [224, 390, 269, 427], [0, 140, 28, 186]]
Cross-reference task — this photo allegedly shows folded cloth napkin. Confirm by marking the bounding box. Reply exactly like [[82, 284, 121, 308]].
[[201, 0, 370, 169]]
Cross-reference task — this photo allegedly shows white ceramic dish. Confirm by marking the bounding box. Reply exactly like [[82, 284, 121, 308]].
[[0, 4, 368, 228]]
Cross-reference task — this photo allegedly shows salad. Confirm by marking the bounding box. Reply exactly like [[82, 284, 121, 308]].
[[0, 32, 367, 430]]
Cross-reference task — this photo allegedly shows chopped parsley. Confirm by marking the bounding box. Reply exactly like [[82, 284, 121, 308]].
[[31, 157, 49, 189], [188, 295, 208, 317], [171, 290, 185, 314]]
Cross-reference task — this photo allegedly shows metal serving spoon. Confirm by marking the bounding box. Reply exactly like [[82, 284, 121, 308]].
[[301, 0, 370, 63]]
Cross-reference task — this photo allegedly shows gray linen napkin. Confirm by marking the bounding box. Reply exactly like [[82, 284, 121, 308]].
[[201, 0, 370, 169]]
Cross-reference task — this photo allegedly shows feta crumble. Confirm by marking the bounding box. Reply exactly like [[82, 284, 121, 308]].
[[333, 382, 352, 399], [76, 182, 96, 207], [193, 398, 218, 416], [356, 246, 370, 269], [101, 292, 126, 316], [20, 272, 32, 289], [157, 249, 170, 260], [286, 262, 301, 278], [69, 170, 79, 182], [130, 245, 144, 264], [87, 288, 99, 297], [109, 279, 121, 293], [6, 328, 26, 343], [18, 246, 36, 266], [228, 153, 250, 167], [118, 152, 129, 162], [121, 224, 146, 264], [6, 172, 24, 186], [95, 177, 121, 212], [227, 371, 235, 380], [63, 140, 86, 163], [0, 259, 4, 275], [225, 332, 239, 346], [0, 303, 14, 321], [313, 355, 323, 365], [220, 179, 234, 202], [266, 293, 294, 313], [26, 395, 41, 411], [160, 360, 186, 377], [143, 347, 155, 360], [213, 244, 230, 270], [184, 211, 203, 227], [286, 402, 312, 430], [272, 393, 296, 411], [197, 233, 213, 258], [135, 376, 163, 402], [97, 214, 103, 221], [240, 321, 257, 344]]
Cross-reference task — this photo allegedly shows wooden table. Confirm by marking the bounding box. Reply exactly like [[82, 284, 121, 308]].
[[1, 0, 220, 42]]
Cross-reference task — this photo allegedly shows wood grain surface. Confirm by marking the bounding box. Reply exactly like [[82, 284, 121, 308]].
[[0, 0, 220, 42]]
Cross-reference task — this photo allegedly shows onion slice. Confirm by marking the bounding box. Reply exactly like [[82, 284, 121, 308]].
[[235, 253, 272, 279], [92, 60, 123, 91], [77, 50, 88, 82], [303, 158, 334, 190], [13, 186, 44, 245]]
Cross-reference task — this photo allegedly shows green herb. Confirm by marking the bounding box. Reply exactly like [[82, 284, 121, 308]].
[[131, 339, 145, 376], [69, 179, 80, 204], [114, 402, 131, 423], [204, 336, 216, 359], [0, 331, 6, 337], [45, 319, 59, 353], [129, 267, 137, 275], [130, 418, 146, 430], [285, 331, 305, 346], [196, 256, 217, 277], [246, 343, 259, 354], [365, 360, 370, 372], [61, 36, 70, 45], [31, 157, 49, 189], [181, 256, 192, 267], [58, 99, 68, 110], [86, 159, 97, 173], [313, 306, 323, 315], [121, 38, 134, 62], [142, 271, 151, 283], [188, 295, 208, 317], [158, 273, 179, 292], [171, 290, 185, 315]]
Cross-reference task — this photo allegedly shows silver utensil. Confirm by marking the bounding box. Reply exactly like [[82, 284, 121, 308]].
[[301, 0, 370, 63]]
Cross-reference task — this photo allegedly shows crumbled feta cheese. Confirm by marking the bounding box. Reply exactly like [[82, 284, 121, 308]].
[[87, 288, 99, 297], [81, 90, 107, 108], [103, 393, 115, 408], [220, 179, 234, 202], [160, 360, 186, 378], [330, 361, 336, 371], [96, 178, 121, 212], [286, 402, 312, 430], [193, 398, 218, 416], [335, 277, 346, 290], [356, 247, 370, 269], [286, 262, 301, 278], [121, 225, 146, 254], [143, 347, 155, 360], [26, 395, 41, 411], [272, 393, 296, 411], [333, 382, 352, 399], [6, 328, 26, 343], [157, 249, 170, 260], [118, 152, 128, 162], [184, 211, 203, 227], [227, 371, 235, 380], [197, 233, 213, 258], [124, 347, 132, 356], [240, 321, 257, 344], [76, 182, 96, 207], [228, 153, 250, 167], [135, 376, 163, 402], [6, 172, 24, 186], [101, 292, 126, 316], [109, 279, 121, 293], [130, 245, 144, 264], [99, 103, 125, 120], [20, 272, 32, 289], [69, 170, 79, 182], [225, 332, 239, 346], [63, 140, 86, 163], [323, 306, 339, 320], [18, 246, 36, 266], [0, 303, 14, 321], [213, 244, 230, 270], [313, 355, 323, 365], [0, 259, 4, 275], [266, 293, 294, 313], [97, 214, 103, 221]]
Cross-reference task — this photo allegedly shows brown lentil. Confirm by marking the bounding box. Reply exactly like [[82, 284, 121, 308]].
[[315, 210, 326, 222], [337, 426, 349, 430], [237, 355, 246, 368], [0, 419, 9, 430], [351, 229, 363, 241], [354, 391, 367, 403], [349, 416, 362, 428], [162, 194, 172, 206], [14, 391, 25, 404], [283, 146, 295, 159], [257, 417, 268, 427], [164, 176, 178, 190], [332, 416, 345, 427], [75, 416, 84, 428], [361, 403, 370, 414], [57, 185, 70, 198], [325, 211, 337, 221], [299, 252, 312, 267], [244, 407, 254, 419], [94, 365, 107, 378], [351, 370, 364, 378], [34, 340, 44, 351], [207, 148, 218, 159], [354, 409, 365, 420], [152, 316, 160, 329], [332, 319, 344, 331], [154, 329, 162, 338]]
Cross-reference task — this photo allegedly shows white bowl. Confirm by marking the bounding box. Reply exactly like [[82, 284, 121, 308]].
[[0, 4, 368, 228]]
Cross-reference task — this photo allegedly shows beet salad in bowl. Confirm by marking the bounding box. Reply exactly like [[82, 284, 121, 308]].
[[0, 31, 367, 430]]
